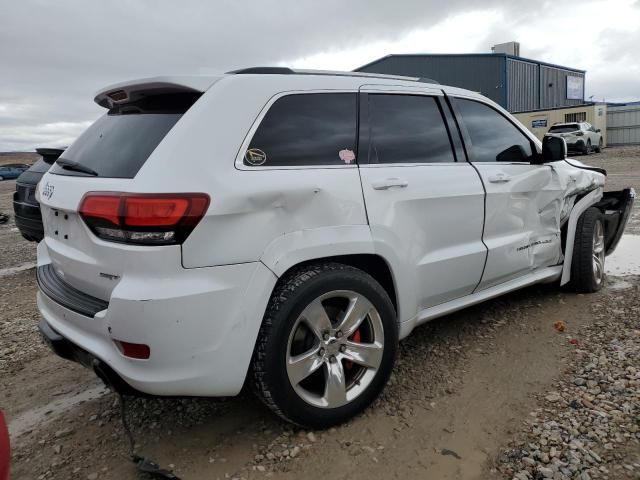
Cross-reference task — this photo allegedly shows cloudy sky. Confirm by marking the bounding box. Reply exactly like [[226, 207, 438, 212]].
[[1, 0, 639, 151]]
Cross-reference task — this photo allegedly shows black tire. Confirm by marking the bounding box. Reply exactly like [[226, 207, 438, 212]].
[[595, 138, 603, 153], [250, 262, 398, 428], [566, 207, 605, 293]]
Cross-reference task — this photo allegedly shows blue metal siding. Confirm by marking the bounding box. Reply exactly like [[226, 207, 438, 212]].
[[540, 66, 585, 109], [356, 55, 507, 108], [506, 58, 539, 112], [356, 54, 586, 113]]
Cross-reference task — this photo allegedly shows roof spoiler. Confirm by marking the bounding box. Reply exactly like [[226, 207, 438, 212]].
[[36, 147, 66, 164], [94, 76, 220, 108]]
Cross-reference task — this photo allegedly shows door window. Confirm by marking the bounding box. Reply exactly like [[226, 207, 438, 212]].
[[246, 93, 357, 167], [456, 98, 535, 163], [366, 94, 455, 164]]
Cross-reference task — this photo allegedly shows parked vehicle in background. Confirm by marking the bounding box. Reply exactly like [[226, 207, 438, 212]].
[[13, 148, 64, 242], [545, 122, 603, 154], [0, 410, 9, 480], [0, 164, 29, 181], [35, 70, 634, 428]]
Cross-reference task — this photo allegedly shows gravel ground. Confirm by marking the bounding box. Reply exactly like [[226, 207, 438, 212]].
[[494, 284, 640, 480], [0, 147, 638, 480]]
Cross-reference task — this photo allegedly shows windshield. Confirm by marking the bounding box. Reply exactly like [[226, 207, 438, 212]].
[[50, 93, 200, 179], [548, 124, 580, 134]]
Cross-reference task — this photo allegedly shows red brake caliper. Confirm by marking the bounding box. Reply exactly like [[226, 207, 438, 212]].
[[344, 329, 361, 370]]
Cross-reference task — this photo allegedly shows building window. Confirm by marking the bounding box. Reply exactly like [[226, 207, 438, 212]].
[[565, 112, 587, 123]]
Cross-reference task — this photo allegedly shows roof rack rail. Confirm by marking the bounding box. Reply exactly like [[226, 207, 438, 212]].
[[226, 67, 294, 75], [225, 67, 440, 85]]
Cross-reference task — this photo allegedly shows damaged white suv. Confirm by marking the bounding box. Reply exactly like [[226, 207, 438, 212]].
[[36, 68, 634, 428]]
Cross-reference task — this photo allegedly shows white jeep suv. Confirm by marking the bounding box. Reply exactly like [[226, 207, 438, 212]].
[[36, 68, 634, 428], [545, 121, 604, 154]]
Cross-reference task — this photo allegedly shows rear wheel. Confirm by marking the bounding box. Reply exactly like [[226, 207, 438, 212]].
[[595, 138, 603, 153], [0, 176, 4, 181], [251, 263, 397, 428], [567, 207, 605, 292]]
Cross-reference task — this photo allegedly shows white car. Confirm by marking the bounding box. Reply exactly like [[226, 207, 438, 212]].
[[36, 69, 634, 428], [545, 121, 603, 154]]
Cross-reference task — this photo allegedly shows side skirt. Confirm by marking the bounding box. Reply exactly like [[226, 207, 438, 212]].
[[398, 266, 562, 339]]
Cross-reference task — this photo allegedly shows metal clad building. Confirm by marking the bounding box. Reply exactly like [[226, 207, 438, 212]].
[[607, 105, 640, 146], [356, 53, 586, 113]]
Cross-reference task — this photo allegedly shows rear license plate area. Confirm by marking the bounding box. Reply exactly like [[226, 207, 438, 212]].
[[45, 209, 72, 240]]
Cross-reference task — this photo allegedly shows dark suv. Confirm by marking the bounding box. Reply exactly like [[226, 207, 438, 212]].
[[13, 147, 64, 241]]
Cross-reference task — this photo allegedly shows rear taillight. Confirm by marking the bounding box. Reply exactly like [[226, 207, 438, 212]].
[[79, 192, 209, 245]]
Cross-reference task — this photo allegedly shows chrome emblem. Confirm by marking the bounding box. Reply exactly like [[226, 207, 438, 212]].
[[42, 182, 55, 200]]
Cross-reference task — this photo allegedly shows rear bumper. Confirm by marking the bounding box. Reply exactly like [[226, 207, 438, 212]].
[[566, 140, 585, 151], [37, 248, 277, 397], [38, 318, 138, 395]]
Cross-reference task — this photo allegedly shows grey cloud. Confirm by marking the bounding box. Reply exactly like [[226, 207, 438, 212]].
[[0, 0, 635, 150]]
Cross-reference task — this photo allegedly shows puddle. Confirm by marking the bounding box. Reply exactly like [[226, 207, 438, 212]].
[[0, 262, 37, 277], [8, 385, 109, 438], [606, 235, 640, 277]]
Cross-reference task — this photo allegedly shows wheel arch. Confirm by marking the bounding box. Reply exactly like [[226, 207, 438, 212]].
[[273, 253, 399, 316]]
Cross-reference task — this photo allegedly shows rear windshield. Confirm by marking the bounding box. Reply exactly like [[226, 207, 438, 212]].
[[50, 93, 200, 179], [548, 124, 580, 133]]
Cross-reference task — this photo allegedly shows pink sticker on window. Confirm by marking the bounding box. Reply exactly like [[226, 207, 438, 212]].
[[339, 149, 356, 164]]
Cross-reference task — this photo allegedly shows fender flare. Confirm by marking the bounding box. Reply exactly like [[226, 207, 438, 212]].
[[560, 188, 603, 286], [260, 225, 376, 277]]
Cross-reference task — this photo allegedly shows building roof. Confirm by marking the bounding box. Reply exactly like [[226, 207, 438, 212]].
[[357, 53, 586, 74]]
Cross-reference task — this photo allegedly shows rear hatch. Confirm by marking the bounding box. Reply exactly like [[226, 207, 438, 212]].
[[546, 124, 581, 139], [38, 78, 215, 303]]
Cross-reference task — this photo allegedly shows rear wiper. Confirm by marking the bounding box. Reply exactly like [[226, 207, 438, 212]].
[[56, 159, 98, 176]]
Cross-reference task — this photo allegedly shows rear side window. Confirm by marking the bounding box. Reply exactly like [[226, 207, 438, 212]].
[[366, 94, 455, 164], [456, 98, 534, 163], [548, 124, 580, 133], [245, 93, 357, 167], [50, 93, 200, 179]]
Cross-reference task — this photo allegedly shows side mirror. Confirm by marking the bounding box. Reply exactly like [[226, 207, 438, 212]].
[[541, 136, 567, 162], [596, 128, 601, 133]]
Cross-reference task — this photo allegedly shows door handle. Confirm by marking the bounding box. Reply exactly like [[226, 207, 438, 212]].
[[372, 178, 409, 190], [371, 178, 409, 190], [488, 173, 511, 184]]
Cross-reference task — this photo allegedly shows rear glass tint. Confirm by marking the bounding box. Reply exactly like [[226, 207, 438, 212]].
[[50, 93, 200, 179], [245, 93, 357, 167], [548, 124, 580, 133]]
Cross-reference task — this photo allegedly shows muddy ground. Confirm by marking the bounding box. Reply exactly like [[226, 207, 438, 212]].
[[0, 148, 638, 480]]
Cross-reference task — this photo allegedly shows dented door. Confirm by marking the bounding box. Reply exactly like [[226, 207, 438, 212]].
[[452, 96, 564, 290], [474, 164, 563, 289], [358, 88, 486, 314]]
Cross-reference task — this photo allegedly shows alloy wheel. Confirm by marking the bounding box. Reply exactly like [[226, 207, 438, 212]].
[[592, 219, 605, 286], [286, 290, 384, 408]]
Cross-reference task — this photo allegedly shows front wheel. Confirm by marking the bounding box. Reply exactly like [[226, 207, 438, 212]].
[[567, 207, 606, 292], [250, 263, 398, 428]]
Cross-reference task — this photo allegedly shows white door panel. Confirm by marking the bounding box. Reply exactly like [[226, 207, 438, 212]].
[[451, 96, 565, 291], [475, 164, 563, 289], [360, 164, 486, 311]]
